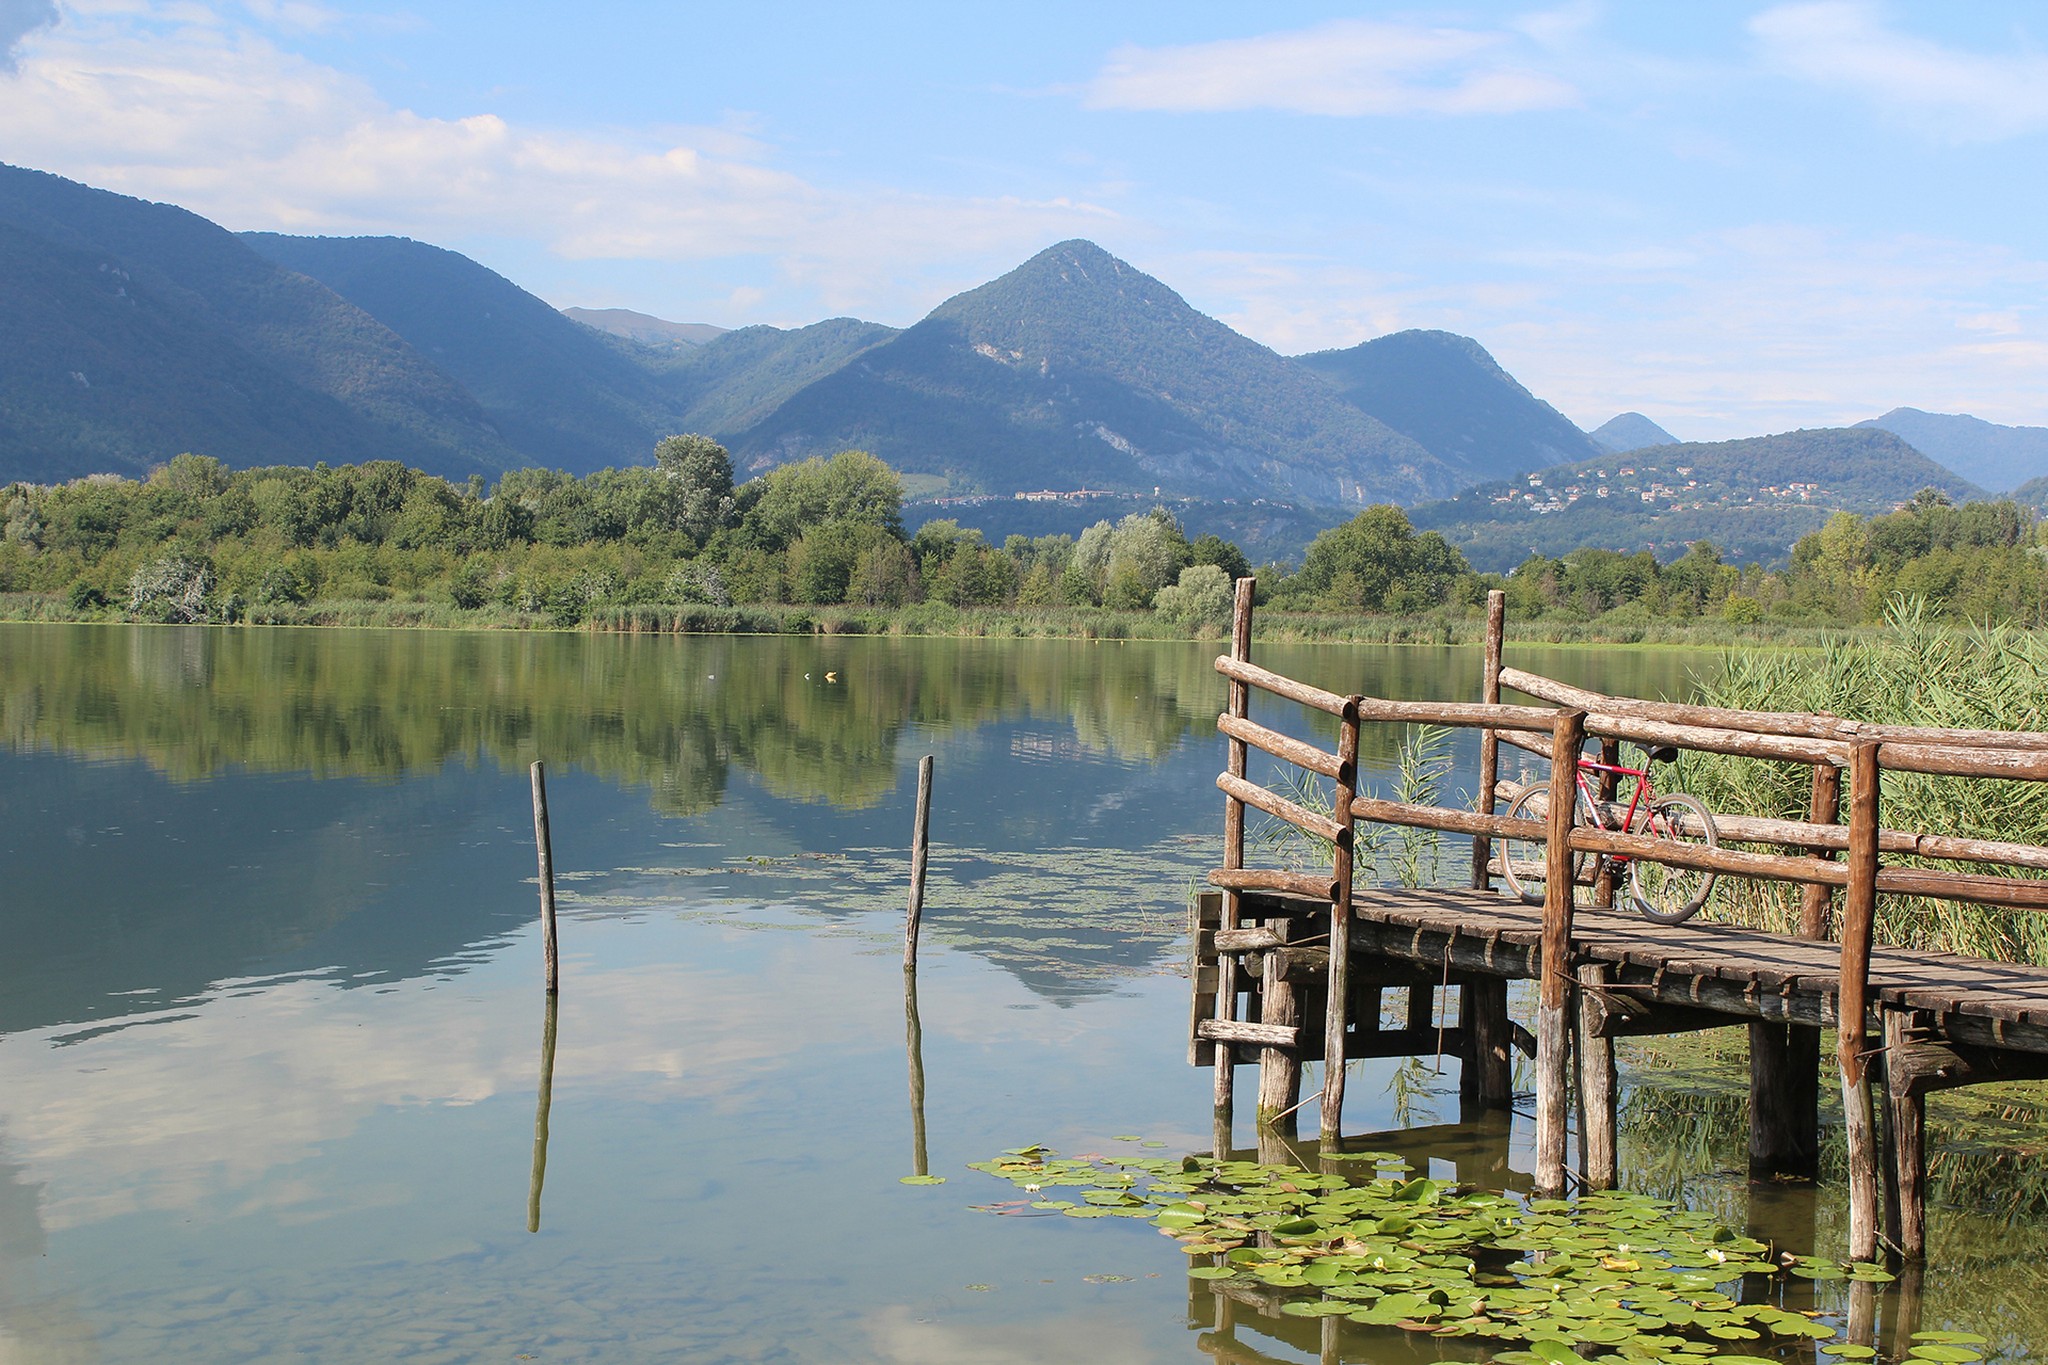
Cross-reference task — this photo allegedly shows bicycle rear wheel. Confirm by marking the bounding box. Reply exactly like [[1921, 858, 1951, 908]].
[[1629, 793, 1719, 924], [1498, 787, 1592, 905]]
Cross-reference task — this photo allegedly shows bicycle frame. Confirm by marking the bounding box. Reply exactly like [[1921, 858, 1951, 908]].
[[1572, 752, 1654, 852]]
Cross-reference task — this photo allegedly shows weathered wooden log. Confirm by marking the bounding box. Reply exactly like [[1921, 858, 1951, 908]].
[[1198, 1018, 1301, 1047], [1576, 961, 1618, 1189], [1213, 654, 1351, 716], [1504, 666, 2048, 752], [1500, 729, 1554, 761], [1841, 741, 1882, 1262], [1470, 588, 1507, 893], [1876, 864, 2048, 910], [906, 966, 929, 1177], [1216, 772, 1347, 843], [1351, 794, 1544, 842], [1580, 992, 1729, 1039], [527, 987, 557, 1233], [1499, 774, 2048, 873], [1569, 825, 1846, 886], [1534, 708, 1584, 1198], [1881, 742, 2048, 779], [1214, 712, 1348, 780], [1353, 695, 1558, 731], [1888, 1035, 2048, 1095], [1209, 868, 1339, 900]]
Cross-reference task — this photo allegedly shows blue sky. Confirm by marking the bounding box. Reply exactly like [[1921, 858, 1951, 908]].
[[3, 1, 2045, 440]]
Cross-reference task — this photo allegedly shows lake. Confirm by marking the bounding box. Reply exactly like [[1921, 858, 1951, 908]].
[[0, 623, 2040, 1362]]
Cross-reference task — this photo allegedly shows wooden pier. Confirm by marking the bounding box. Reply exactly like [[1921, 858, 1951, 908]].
[[1194, 582, 2048, 1264]]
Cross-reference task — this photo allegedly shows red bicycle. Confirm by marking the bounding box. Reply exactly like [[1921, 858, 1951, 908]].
[[1498, 744, 1720, 924]]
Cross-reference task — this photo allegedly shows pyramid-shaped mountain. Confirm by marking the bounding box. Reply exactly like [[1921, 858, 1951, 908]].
[[725, 241, 1454, 504], [1297, 329, 1603, 482], [0, 164, 511, 482]]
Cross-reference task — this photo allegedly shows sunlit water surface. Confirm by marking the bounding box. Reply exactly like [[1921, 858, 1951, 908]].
[[0, 624, 2042, 1362]]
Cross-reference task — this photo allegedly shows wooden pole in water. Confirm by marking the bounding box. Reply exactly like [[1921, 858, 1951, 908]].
[[530, 761, 559, 993], [1753, 760, 1841, 1181], [905, 966, 929, 1178], [527, 988, 558, 1233], [1215, 577, 1255, 1149], [1319, 701, 1360, 1144], [1470, 589, 1506, 891], [903, 754, 934, 971], [1840, 741, 1883, 1262], [1533, 708, 1584, 1199], [1885, 1008, 1926, 1260]]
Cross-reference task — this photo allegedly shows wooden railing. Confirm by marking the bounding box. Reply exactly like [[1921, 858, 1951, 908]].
[[1208, 584, 2048, 1258]]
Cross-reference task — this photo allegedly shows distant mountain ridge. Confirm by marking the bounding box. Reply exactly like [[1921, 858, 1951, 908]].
[[0, 164, 511, 482], [721, 240, 1454, 505], [1410, 427, 1983, 571], [1855, 407, 2048, 493], [563, 307, 726, 349], [1297, 329, 1605, 482], [1590, 412, 1678, 452]]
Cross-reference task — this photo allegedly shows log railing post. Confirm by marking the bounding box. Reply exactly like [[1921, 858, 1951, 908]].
[[1840, 741, 1883, 1261], [1320, 701, 1360, 1144], [1214, 576, 1255, 1144], [1470, 589, 1507, 890], [1534, 707, 1584, 1198], [1885, 1008, 1926, 1261]]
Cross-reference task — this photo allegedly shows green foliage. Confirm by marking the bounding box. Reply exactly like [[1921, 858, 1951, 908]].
[[1151, 564, 1232, 631], [1685, 598, 2048, 960], [1279, 505, 1468, 613]]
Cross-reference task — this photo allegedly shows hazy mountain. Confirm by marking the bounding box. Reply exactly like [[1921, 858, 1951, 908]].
[[1855, 407, 2048, 493], [1410, 428, 1985, 571], [244, 233, 692, 472], [667, 318, 899, 439], [722, 240, 1452, 503], [563, 307, 727, 350], [1295, 329, 1602, 481], [0, 164, 511, 482], [1590, 412, 1679, 452]]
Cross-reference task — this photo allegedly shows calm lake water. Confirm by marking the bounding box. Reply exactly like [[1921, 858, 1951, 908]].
[[0, 623, 2042, 1362]]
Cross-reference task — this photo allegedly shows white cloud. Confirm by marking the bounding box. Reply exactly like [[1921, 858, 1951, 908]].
[[0, 8, 1117, 321], [1085, 18, 1578, 117], [0, 0, 57, 70], [1752, 1, 2048, 140]]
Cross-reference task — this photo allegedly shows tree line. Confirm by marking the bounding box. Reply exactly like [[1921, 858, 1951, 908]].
[[2, 440, 2044, 631]]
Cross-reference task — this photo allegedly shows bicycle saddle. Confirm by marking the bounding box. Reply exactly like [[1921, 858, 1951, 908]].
[[1645, 745, 1679, 764]]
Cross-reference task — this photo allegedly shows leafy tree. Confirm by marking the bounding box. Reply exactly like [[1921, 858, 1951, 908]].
[[1287, 505, 1468, 613], [651, 433, 737, 544]]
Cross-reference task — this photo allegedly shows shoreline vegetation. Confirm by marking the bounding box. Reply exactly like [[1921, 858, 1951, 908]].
[[3, 437, 2044, 642]]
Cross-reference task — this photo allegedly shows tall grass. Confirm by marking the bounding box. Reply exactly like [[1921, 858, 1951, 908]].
[[1249, 723, 1458, 889], [1681, 597, 2048, 962]]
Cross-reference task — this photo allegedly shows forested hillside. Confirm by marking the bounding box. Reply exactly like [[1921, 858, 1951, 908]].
[[1409, 428, 1983, 570], [0, 165, 513, 482]]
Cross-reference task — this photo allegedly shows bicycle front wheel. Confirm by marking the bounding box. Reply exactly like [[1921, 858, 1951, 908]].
[[1629, 793, 1719, 925], [1498, 787, 1592, 906]]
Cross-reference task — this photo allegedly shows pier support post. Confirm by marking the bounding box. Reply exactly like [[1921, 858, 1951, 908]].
[[1469, 589, 1506, 891], [1840, 741, 1883, 1262], [1574, 962, 1618, 1190], [1459, 977, 1514, 1109], [1884, 1009, 1927, 1261], [1533, 708, 1585, 1198], [1256, 915, 1303, 1131], [1748, 1021, 1820, 1180]]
